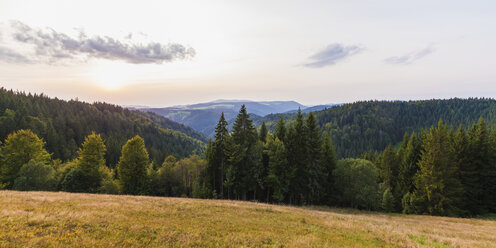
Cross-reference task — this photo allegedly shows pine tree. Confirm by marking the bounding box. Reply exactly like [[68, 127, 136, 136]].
[[453, 125, 476, 215], [0, 129, 50, 188], [265, 134, 290, 202], [305, 112, 325, 204], [207, 113, 229, 198], [397, 132, 421, 207], [321, 132, 337, 204], [229, 105, 260, 200], [411, 120, 463, 216], [467, 118, 495, 213], [275, 117, 286, 142], [259, 122, 268, 142], [118, 135, 149, 195], [286, 109, 308, 204]]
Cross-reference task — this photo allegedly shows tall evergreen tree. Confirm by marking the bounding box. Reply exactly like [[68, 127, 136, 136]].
[[265, 134, 290, 202], [305, 112, 325, 204], [411, 120, 463, 216], [275, 117, 286, 142], [397, 133, 421, 206], [229, 105, 261, 200], [118, 135, 149, 195], [467, 118, 495, 213], [286, 108, 308, 204], [321, 132, 337, 204], [206, 113, 229, 198], [259, 122, 268, 142]]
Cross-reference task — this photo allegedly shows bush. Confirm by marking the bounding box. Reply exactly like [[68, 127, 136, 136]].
[[333, 158, 381, 210], [13, 160, 56, 191]]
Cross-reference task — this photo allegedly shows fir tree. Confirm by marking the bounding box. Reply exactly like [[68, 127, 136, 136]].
[[411, 120, 463, 216]]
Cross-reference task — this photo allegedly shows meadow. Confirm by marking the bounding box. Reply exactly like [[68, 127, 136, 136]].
[[1, 190, 495, 247]]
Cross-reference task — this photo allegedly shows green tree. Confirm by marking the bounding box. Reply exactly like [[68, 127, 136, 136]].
[[274, 117, 286, 142], [229, 105, 261, 200], [305, 112, 325, 204], [75, 132, 107, 192], [411, 120, 463, 216], [13, 159, 56, 191], [382, 188, 395, 212], [333, 158, 381, 210], [286, 109, 308, 204], [259, 122, 268, 142], [265, 134, 290, 202], [0, 129, 50, 188], [321, 132, 337, 204], [206, 113, 229, 198], [118, 135, 150, 195]]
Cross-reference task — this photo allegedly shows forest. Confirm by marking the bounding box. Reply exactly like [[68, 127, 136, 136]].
[[261, 98, 496, 158], [1, 91, 496, 217], [0, 88, 205, 166]]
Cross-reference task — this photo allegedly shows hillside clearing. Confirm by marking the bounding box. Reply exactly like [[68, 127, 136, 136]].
[[1, 191, 495, 247]]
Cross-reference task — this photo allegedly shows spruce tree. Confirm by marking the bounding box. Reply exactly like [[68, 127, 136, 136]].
[[118, 135, 149, 195], [411, 120, 463, 216], [397, 132, 421, 207], [286, 109, 308, 204], [265, 134, 290, 202], [230, 105, 260, 200], [275, 117, 286, 142], [305, 112, 325, 204], [321, 132, 337, 204], [207, 112, 229, 198], [259, 122, 268, 142]]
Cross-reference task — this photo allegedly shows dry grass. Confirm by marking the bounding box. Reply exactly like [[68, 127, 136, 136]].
[[1, 191, 495, 247]]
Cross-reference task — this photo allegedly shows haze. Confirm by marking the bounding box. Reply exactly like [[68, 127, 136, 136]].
[[0, 0, 495, 107]]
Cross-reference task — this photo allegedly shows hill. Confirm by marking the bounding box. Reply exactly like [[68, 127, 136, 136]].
[[0, 88, 205, 166], [1, 190, 495, 247], [140, 100, 305, 137], [260, 98, 496, 158]]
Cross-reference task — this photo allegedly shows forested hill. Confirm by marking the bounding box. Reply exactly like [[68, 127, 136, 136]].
[[0, 88, 205, 166], [262, 98, 496, 158]]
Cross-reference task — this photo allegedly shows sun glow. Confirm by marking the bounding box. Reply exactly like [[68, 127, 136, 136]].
[[89, 61, 136, 90]]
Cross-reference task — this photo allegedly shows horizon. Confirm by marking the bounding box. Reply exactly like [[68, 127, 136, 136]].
[[3, 86, 496, 109], [1, 1, 496, 107]]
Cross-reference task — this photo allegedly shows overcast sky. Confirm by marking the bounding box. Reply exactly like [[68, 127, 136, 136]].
[[0, 0, 495, 107]]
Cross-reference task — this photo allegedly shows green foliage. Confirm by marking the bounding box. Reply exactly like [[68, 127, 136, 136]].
[[13, 159, 56, 191], [75, 132, 106, 192], [333, 158, 381, 210], [382, 188, 394, 212], [0, 129, 50, 188], [118, 136, 150, 195], [411, 120, 464, 216], [0, 88, 205, 167], [265, 134, 290, 202]]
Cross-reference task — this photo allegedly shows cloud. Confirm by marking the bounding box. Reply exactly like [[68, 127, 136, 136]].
[[384, 46, 435, 65], [304, 44, 363, 68], [0, 46, 31, 63], [5, 20, 195, 64]]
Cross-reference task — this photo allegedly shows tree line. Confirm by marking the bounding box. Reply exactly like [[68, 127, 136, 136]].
[[1, 102, 496, 217], [0, 129, 209, 197], [0, 88, 205, 167]]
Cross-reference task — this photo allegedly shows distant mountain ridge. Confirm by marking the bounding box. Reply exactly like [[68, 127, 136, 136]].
[[140, 100, 306, 137]]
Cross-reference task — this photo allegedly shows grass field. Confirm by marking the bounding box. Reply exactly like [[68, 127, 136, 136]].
[[1, 191, 495, 247]]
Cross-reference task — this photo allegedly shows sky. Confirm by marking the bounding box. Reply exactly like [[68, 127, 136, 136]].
[[0, 0, 495, 107]]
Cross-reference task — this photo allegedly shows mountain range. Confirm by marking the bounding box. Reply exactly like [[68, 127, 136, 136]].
[[136, 100, 332, 137]]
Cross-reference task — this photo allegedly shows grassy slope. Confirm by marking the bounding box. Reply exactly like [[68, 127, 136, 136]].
[[1, 191, 495, 247]]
